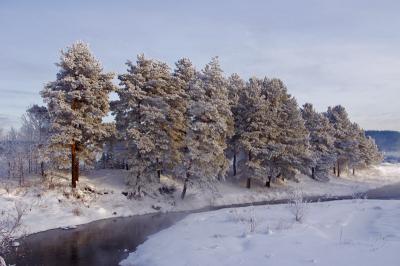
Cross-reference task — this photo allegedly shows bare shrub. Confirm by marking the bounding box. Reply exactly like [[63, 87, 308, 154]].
[[275, 218, 293, 231], [248, 207, 257, 233], [4, 183, 11, 195], [71, 207, 82, 216], [0, 202, 27, 253], [288, 189, 308, 223], [230, 208, 246, 223], [229, 207, 257, 233]]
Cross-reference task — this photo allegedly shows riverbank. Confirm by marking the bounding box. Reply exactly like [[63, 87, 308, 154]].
[[121, 199, 400, 266], [0, 163, 399, 237]]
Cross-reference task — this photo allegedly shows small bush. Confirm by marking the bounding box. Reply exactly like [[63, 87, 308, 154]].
[[0, 202, 27, 254], [71, 207, 82, 216], [288, 189, 308, 223], [248, 207, 257, 233]]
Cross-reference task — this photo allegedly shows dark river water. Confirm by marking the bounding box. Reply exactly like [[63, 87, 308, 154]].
[[4, 182, 400, 266]]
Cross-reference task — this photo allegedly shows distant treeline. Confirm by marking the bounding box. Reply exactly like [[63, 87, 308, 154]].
[[366, 131, 400, 152]]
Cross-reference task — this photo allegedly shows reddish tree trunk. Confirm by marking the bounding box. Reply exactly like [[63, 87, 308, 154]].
[[247, 151, 252, 189], [265, 176, 271, 187], [181, 172, 189, 200], [75, 155, 79, 182], [41, 162, 45, 178], [156, 157, 161, 181], [233, 152, 237, 176], [71, 143, 77, 188]]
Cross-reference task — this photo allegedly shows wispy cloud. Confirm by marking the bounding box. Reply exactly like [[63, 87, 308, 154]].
[[0, 0, 399, 130]]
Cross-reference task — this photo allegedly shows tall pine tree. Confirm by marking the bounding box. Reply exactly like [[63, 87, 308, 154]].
[[181, 57, 234, 198], [260, 78, 310, 182], [41, 42, 115, 188], [301, 103, 336, 180]]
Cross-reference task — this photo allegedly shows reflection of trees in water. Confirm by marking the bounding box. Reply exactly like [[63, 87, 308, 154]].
[[5, 212, 187, 266]]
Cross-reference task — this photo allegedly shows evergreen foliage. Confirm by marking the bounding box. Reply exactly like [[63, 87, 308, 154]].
[[11, 42, 382, 195], [41, 42, 116, 187]]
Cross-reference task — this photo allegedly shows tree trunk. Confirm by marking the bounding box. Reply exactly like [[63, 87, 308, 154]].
[[233, 152, 237, 176], [75, 155, 79, 182], [247, 151, 252, 189], [71, 143, 77, 188], [181, 173, 189, 200], [333, 165, 336, 175], [352, 168, 355, 176], [337, 161, 340, 177], [8, 161, 11, 179], [245, 177, 250, 188], [41, 162, 45, 178], [156, 158, 161, 181], [19, 158, 24, 186], [311, 167, 315, 179], [265, 176, 271, 187], [276, 172, 282, 180]]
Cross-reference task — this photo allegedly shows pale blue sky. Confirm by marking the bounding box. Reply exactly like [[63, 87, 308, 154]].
[[1, 0, 399, 130]]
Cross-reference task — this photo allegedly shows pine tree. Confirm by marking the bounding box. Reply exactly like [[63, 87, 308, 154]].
[[181, 57, 234, 198], [301, 103, 336, 180], [324, 105, 357, 177], [112, 55, 173, 197], [351, 124, 383, 173], [165, 58, 194, 178], [170, 58, 196, 190], [238, 77, 272, 188], [41, 42, 116, 188], [227, 73, 246, 177], [260, 78, 310, 182]]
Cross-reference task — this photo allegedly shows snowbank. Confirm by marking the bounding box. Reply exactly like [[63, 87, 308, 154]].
[[121, 199, 400, 266], [0, 163, 399, 237]]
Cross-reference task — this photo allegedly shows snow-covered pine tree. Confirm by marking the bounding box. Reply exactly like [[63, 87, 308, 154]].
[[324, 105, 357, 177], [361, 135, 383, 166], [227, 73, 246, 177], [301, 103, 336, 180], [112, 55, 172, 197], [347, 123, 364, 174], [170, 58, 196, 183], [238, 77, 272, 188], [260, 78, 311, 182], [181, 57, 234, 198], [351, 124, 383, 173], [41, 42, 116, 188]]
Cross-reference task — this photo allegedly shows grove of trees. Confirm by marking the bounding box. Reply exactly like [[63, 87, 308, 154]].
[[0, 42, 383, 197]]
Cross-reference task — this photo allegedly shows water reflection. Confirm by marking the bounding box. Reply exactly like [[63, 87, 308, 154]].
[[5, 212, 188, 266]]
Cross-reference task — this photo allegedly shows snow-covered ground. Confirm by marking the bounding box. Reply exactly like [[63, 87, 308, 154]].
[[0, 163, 399, 236], [120, 199, 400, 266]]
